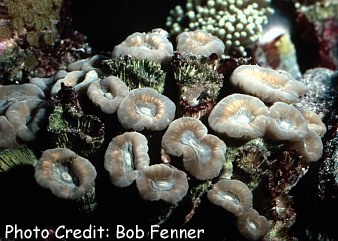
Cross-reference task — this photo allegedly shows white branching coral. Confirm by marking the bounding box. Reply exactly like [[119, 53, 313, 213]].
[[166, 0, 274, 57]]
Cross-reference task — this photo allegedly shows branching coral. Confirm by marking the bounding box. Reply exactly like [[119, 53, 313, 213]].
[[0, 145, 37, 172], [47, 83, 105, 157], [103, 55, 167, 93], [170, 52, 223, 118], [166, 0, 274, 56], [0, 49, 331, 241]]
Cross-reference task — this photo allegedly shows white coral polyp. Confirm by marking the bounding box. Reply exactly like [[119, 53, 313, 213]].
[[176, 30, 225, 57], [112, 29, 174, 63]]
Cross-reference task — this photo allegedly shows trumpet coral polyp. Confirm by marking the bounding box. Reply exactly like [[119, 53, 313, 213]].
[[5, 99, 47, 142], [288, 129, 324, 163], [34, 148, 97, 200], [136, 163, 189, 204], [117, 87, 176, 131], [296, 107, 327, 137], [208, 93, 270, 140], [162, 117, 226, 180], [237, 208, 270, 241], [229, 65, 308, 104], [207, 179, 253, 217], [0, 115, 20, 148], [176, 30, 225, 57], [266, 102, 308, 141], [180, 131, 212, 165], [87, 76, 129, 114], [112, 28, 174, 63], [104, 132, 150, 187]]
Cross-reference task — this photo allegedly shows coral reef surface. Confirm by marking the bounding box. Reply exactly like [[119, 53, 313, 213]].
[[0, 1, 337, 241]]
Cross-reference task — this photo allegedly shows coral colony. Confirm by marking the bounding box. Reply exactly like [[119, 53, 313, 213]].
[[0, 0, 338, 241]]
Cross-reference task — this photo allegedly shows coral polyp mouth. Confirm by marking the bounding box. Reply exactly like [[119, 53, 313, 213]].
[[276, 117, 295, 130], [35, 148, 97, 201], [218, 191, 240, 205], [134, 102, 157, 117], [151, 179, 176, 191], [55, 162, 79, 187], [61, 171, 74, 184], [229, 108, 255, 125]]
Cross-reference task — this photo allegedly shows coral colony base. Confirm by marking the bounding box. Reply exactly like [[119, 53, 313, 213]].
[[0, 0, 338, 241]]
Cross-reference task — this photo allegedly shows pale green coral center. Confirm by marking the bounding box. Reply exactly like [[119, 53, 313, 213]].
[[61, 172, 73, 183], [247, 219, 259, 232], [277, 117, 295, 130], [52, 163, 77, 187], [151, 179, 176, 191], [180, 131, 211, 165], [230, 107, 254, 125], [218, 190, 240, 205], [134, 103, 157, 117], [121, 142, 134, 172]]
